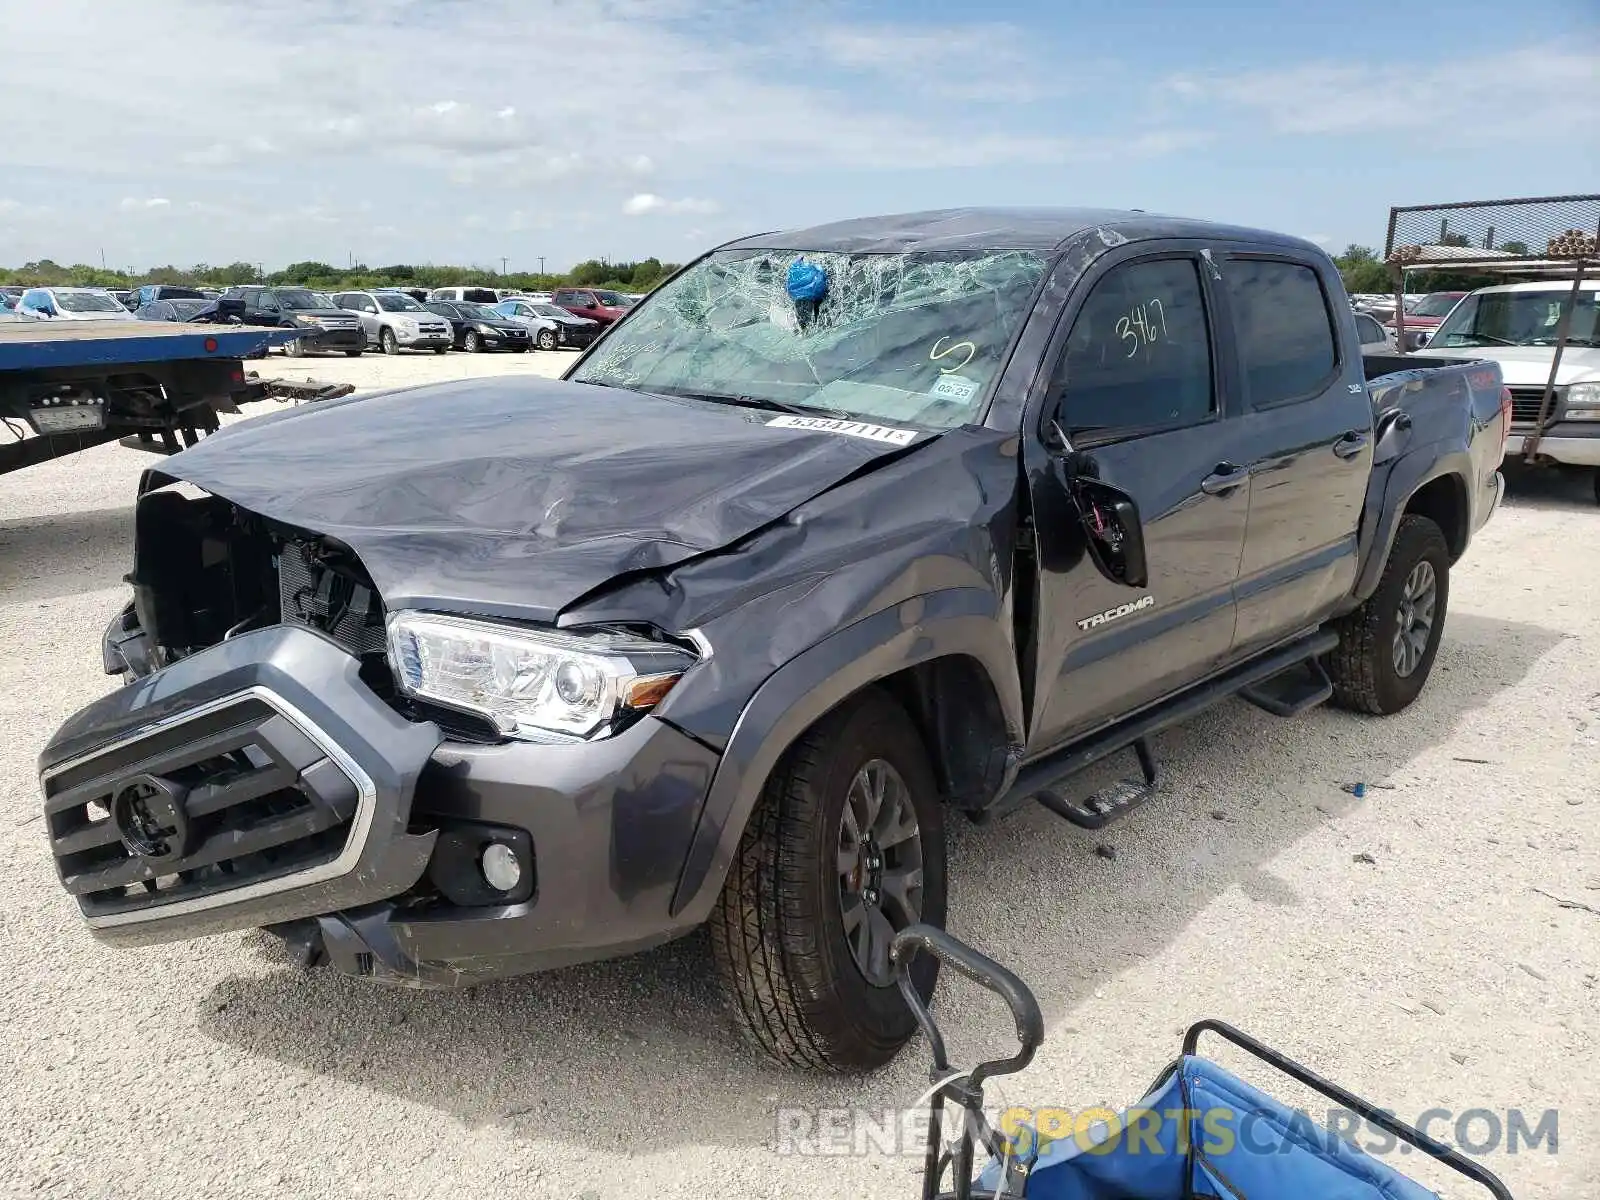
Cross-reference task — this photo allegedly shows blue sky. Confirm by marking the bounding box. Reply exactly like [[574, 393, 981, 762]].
[[2, 0, 1596, 272]]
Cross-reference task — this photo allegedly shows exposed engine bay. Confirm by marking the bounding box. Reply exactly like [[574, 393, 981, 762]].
[[122, 487, 388, 678]]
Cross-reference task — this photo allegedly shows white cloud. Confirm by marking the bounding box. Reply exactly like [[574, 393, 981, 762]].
[[118, 197, 171, 211], [1168, 46, 1599, 142], [623, 194, 720, 217]]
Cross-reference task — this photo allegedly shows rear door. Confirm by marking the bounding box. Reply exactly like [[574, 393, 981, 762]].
[[1026, 247, 1249, 751], [1219, 252, 1374, 654]]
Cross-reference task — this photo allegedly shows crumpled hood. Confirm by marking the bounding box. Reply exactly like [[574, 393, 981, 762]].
[[147, 377, 928, 622]]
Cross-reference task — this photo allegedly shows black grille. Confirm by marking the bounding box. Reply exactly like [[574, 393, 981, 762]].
[[42, 696, 360, 919], [1506, 386, 1563, 427]]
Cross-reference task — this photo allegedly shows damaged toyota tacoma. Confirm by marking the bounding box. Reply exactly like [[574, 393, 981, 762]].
[[39, 209, 1508, 1071]]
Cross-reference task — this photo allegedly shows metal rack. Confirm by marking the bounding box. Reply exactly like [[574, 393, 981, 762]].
[[1384, 193, 1600, 464]]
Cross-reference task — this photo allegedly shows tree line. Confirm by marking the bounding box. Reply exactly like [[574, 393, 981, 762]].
[[0, 256, 682, 294], [1332, 241, 1530, 296]]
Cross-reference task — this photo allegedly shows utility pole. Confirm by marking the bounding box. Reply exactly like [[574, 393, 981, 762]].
[[501, 256, 508, 276], [538, 256, 546, 276], [100, 248, 106, 269]]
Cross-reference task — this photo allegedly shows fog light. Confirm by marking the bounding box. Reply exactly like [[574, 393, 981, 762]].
[[480, 842, 523, 893]]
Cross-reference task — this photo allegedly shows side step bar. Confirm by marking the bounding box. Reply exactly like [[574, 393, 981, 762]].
[[984, 628, 1340, 827], [1239, 657, 1334, 717], [1036, 738, 1158, 829]]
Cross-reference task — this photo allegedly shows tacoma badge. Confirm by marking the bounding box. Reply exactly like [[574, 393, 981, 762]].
[[1076, 595, 1155, 631]]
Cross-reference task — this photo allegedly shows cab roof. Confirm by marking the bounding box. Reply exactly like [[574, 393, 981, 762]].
[[720, 206, 1325, 256]]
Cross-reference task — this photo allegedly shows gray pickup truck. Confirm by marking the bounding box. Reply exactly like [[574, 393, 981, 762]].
[[38, 209, 1506, 1072]]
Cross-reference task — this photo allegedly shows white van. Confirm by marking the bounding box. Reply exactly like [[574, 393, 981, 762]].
[[428, 286, 501, 305]]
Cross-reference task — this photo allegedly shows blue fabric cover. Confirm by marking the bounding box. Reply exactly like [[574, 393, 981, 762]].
[[785, 259, 829, 302], [977, 1056, 1442, 1199]]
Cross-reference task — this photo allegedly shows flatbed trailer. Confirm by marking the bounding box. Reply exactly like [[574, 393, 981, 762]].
[[0, 320, 294, 476]]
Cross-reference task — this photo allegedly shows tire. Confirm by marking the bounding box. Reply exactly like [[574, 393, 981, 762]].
[[537, 328, 559, 351], [433, 345, 449, 354], [287, 336, 312, 357], [1326, 514, 1450, 715], [380, 327, 399, 355], [464, 331, 481, 353], [344, 347, 363, 358], [709, 688, 946, 1071]]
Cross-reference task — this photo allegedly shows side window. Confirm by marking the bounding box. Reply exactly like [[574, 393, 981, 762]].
[[1226, 259, 1339, 405], [1051, 258, 1215, 436], [1354, 313, 1385, 345]]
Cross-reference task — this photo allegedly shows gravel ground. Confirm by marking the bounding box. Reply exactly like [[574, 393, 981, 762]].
[[1, 359, 1593, 1199]]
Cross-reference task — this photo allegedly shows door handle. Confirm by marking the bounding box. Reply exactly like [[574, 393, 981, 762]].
[[1200, 464, 1251, 496], [1333, 431, 1369, 460]]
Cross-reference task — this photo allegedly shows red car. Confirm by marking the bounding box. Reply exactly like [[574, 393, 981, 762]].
[[1385, 291, 1466, 346], [549, 287, 634, 326]]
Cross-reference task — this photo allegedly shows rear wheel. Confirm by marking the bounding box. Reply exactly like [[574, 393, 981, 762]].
[[537, 328, 559, 351], [344, 347, 363, 357], [464, 331, 482, 353], [709, 688, 946, 1071], [432, 345, 449, 354], [1326, 514, 1450, 714], [380, 327, 399, 355]]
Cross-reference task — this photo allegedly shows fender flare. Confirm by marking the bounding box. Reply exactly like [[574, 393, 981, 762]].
[[667, 587, 1023, 919], [1353, 447, 1471, 604]]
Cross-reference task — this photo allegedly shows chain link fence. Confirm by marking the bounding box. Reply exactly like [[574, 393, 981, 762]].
[[1385, 194, 1600, 270]]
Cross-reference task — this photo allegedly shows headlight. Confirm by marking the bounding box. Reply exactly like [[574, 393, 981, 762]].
[[475, 323, 500, 335], [293, 313, 320, 325], [398, 318, 419, 334], [1565, 382, 1600, 419], [386, 612, 695, 741]]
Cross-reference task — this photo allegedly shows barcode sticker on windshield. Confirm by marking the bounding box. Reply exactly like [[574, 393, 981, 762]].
[[765, 415, 918, 445]]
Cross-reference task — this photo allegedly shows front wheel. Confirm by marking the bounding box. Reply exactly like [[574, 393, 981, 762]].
[[380, 328, 399, 355], [537, 328, 559, 351], [344, 347, 363, 358], [432, 345, 449, 354], [1326, 514, 1450, 715], [463, 331, 481, 353], [709, 688, 946, 1071]]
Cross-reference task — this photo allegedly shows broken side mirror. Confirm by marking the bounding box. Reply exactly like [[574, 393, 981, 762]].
[[1062, 454, 1150, 589]]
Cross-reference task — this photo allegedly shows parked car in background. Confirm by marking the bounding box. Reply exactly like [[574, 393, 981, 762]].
[[550, 287, 634, 326], [333, 290, 454, 355], [428, 286, 502, 305], [491, 298, 564, 350], [495, 298, 594, 349], [0, 286, 24, 310], [224, 285, 364, 356], [1384, 291, 1466, 349], [1354, 311, 1397, 353], [1414, 279, 1600, 499], [108, 289, 135, 309], [134, 297, 244, 324], [424, 300, 532, 353], [15, 287, 130, 321], [132, 284, 207, 308]]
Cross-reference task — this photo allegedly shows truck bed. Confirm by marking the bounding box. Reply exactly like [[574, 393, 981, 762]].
[[0, 321, 283, 372]]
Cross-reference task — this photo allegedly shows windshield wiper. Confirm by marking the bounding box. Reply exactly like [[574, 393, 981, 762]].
[[1454, 333, 1518, 346], [651, 388, 851, 419]]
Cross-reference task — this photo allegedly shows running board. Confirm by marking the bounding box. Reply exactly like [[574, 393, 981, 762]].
[[1239, 657, 1333, 717], [981, 627, 1340, 824], [1036, 738, 1158, 829]]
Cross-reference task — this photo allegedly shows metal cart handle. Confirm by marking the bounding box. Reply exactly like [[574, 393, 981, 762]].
[[892, 925, 1045, 1086], [1184, 1019, 1514, 1200]]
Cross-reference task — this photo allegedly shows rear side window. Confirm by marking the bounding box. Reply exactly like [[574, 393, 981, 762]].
[[1051, 257, 1215, 437], [1226, 259, 1338, 405], [1354, 313, 1387, 345]]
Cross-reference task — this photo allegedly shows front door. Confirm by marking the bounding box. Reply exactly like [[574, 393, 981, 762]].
[[1026, 250, 1249, 753], [1217, 253, 1375, 653]]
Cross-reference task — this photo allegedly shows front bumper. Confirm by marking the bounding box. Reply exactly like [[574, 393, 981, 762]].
[[302, 324, 364, 349], [42, 622, 721, 983], [396, 326, 454, 349], [1507, 429, 1600, 467]]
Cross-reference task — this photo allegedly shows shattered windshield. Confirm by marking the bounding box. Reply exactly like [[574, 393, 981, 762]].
[[570, 248, 1047, 428], [1431, 290, 1600, 348]]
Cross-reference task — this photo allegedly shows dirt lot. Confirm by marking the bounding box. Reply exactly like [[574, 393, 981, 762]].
[[0, 355, 1593, 1198]]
